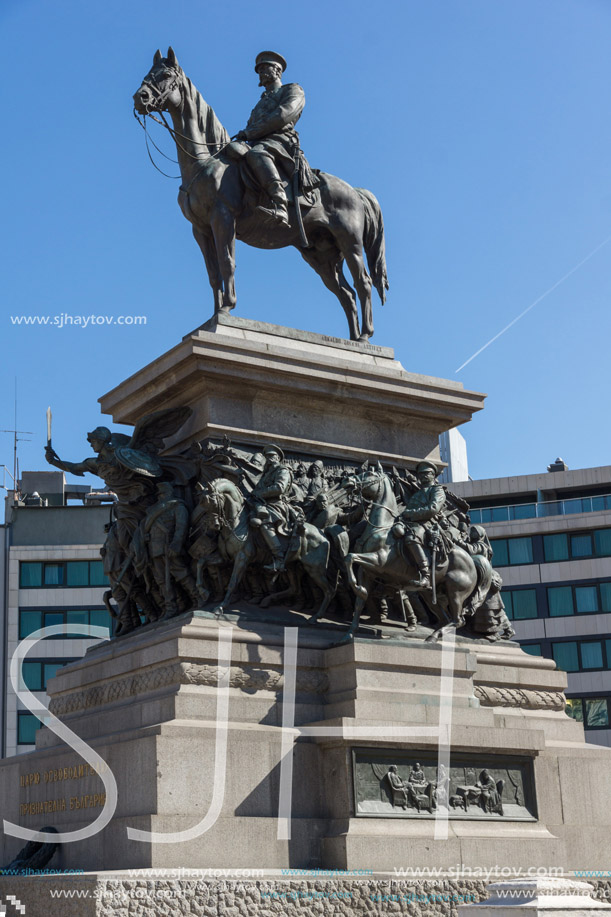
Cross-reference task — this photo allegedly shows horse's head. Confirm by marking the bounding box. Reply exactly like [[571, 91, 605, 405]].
[[133, 46, 183, 114], [352, 462, 387, 501]]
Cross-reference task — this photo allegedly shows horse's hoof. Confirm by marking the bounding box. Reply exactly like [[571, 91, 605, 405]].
[[306, 616, 319, 627], [259, 596, 271, 609]]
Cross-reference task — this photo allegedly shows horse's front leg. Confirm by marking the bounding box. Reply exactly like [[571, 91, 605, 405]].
[[192, 226, 223, 314], [211, 209, 237, 313], [337, 570, 369, 644], [345, 548, 388, 597], [213, 545, 250, 617]]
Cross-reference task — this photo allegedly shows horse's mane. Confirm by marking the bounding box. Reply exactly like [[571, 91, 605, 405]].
[[179, 69, 230, 151]]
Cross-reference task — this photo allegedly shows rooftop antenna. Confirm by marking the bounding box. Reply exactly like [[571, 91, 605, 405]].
[[0, 380, 32, 493]]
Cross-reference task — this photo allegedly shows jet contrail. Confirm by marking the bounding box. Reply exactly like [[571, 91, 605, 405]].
[[455, 234, 611, 373]]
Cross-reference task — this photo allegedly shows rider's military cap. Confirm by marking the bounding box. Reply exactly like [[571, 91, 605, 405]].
[[263, 443, 285, 462], [415, 460, 438, 476], [254, 51, 287, 73]]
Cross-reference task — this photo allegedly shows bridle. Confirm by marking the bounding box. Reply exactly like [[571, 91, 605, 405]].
[[134, 66, 231, 179]]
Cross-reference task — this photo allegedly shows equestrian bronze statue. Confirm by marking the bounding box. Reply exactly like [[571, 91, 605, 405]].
[[133, 48, 389, 342]]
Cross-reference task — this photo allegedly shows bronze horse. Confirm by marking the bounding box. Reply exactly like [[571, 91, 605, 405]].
[[133, 48, 389, 341], [316, 467, 493, 643]]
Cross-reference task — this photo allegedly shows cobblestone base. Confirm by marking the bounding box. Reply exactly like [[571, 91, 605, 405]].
[[1, 876, 611, 917]]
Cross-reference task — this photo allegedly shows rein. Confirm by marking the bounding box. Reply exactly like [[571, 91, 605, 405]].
[[355, 475, 400, 529], [135, 67, 231, 180]]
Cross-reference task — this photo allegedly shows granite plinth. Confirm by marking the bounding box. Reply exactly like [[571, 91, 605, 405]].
[[98, 315, 486, 466], [2, 612, 610, 873]]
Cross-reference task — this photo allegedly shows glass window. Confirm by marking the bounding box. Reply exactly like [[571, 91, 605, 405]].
[[491, 507, 510, 522], [564, 498, 586, 515], [594, 529, 611, 557], [43, 612, 64, 632], [548, 586, 574, 617], [19, 562, 43, 587], [600, 583, 611, 612], [17, 712, 41, 745], [522, 643, 542, 656], [584, 698, 609, 728], [66, 609, 88, 637], [575, 586, 599, 614], [90, 609, 112, 634], [89, 561, 108, 586], [491, 539, 508, 566], [66, 561, 89, 586], [571, 534, 593, 558], [605, 640, 611, 666], [543, 534, 569, 562], [470, 509, 482, 524], [508, 537, 533, 565], [43, 662, 64, 686], [511, 590, 538, 619], [581, 642, 603, 670], [20, 662, 43, 692], [566, 698, 584, 722], [511, 504, 537, 520], [19, 610, 42, 639], [43, 563, 64, 586], [552, 642, 579, 672], [502, 591, 513, 619]]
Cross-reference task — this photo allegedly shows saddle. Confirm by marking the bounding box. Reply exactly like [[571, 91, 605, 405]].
[[225, 141, 321, 213]]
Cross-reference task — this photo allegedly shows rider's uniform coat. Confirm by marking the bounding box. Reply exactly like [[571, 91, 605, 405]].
[[244, 83, 305, 171], [252, 463, 294, 534], [400, 484, 446, 545]]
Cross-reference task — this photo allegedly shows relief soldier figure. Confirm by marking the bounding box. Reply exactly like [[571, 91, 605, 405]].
[[142, 482, 200, 617], [248, 444, 301, 574], [394, 461, 446, 588]]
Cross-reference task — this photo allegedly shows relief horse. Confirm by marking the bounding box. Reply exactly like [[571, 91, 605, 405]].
[[197, 478, 337, 620], [322, 467, 492, 642], [133, 48, 388, 341]]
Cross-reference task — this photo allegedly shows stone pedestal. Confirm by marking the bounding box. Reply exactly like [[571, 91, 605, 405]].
[[2, 611, 611, 873], [98, 314, 486, 466]]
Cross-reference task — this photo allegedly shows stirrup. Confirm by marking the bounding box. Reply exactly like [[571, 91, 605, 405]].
[[256, 202, 289, 226]]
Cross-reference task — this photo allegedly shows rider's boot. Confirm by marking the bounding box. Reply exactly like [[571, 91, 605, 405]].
[[261, 529, 286, 573], [407, 543, 431, 589], [258, 180, 289, 226]]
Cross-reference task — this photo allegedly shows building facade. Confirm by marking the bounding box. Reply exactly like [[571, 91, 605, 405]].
[[1, 471, 113, 757], [452, 462, 611, 747]]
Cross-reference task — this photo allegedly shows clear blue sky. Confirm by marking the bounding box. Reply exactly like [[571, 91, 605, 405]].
[[2, 0, 610, 485]]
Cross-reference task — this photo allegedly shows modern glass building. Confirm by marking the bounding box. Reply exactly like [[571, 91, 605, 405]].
[[1, 471, 113, 757], [451, 460, 611, 747]]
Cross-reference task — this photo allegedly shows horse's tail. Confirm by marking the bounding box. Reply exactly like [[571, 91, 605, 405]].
[[356, 188, 389, 304]]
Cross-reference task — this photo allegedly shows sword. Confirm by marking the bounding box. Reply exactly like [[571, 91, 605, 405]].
[[46, 406, 52, 450], [430, 526, 440, 606]]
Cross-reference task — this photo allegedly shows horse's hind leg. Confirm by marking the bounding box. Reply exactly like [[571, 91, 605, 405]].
[[299, 246, 360, 340], [193, 226, 223, 314], [342, 246, 373, 341]]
